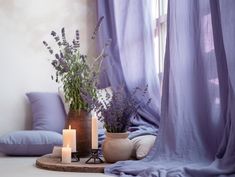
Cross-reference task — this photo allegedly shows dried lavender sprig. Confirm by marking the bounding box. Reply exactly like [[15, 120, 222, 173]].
[[75, 30, 80, 44], [91, 16, 104, 39], [51, 30, 62, 47], [43, 41, 54, 54], [61, 27, 69, 46], [90, 38, 112, 72]]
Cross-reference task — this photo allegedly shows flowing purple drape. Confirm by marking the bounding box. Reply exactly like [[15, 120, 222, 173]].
[[98, 0, 235, 176], [97, 0, 235, 176], [97, 0, 161, 139]]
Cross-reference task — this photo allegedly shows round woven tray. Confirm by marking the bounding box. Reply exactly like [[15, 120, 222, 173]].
[[36, 154, 110, 173]]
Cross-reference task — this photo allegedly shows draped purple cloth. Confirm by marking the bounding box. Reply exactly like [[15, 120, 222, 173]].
[[97, 0, 161, 139], [97, 0, 235, 176]]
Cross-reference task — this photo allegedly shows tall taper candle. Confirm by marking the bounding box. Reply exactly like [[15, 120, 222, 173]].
[[91, 117, 98, 149]]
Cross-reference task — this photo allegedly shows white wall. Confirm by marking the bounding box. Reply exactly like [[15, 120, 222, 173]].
[[0, 0, 97, 135]]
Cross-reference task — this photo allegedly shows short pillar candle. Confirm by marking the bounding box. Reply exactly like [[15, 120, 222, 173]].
[[62, 145, 71, 164]]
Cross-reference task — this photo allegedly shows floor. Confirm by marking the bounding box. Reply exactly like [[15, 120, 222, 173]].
[[0, 153, 110, 177]]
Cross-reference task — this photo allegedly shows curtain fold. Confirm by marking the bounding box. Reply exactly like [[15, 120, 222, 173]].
[[97, 0, 161, 139], [97, 1, 123, 89], [98, 0, 235, 176], [211, 0, 235, 165]]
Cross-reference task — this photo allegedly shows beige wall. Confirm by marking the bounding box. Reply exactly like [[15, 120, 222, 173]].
[[0, 0, 97, 135]]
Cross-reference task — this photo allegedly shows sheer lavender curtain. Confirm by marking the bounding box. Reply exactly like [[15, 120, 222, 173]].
[[97, 0, 161, 139], [99, 0, 235, 176]]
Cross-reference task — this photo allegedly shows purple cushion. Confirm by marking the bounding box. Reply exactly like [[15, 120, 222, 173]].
[[26, 92, 66, 133], [0, 130, 62, 156]]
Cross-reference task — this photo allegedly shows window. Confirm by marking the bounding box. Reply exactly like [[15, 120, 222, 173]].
[[152, 0, 168, 84]]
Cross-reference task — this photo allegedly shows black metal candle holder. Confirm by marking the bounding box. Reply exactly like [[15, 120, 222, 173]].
[[71, 151, 80, 162], [85, 149, 104, 164]]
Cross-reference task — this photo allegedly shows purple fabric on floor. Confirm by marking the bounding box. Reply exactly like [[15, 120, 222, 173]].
[[97, 0, 235, 176]]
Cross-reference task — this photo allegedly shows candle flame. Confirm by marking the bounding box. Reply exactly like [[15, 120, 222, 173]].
[[69, 125, 71, 129]]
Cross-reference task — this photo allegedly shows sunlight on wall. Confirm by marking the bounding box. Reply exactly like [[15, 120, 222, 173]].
[[0, 0, 97, 135]]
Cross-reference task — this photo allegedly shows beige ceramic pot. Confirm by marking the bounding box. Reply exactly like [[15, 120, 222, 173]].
[[102, 132, 133, 163]]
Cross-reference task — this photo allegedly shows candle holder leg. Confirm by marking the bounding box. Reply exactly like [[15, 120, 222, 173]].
[[71, 151, 80, 162], [86, 149, 104, 164]]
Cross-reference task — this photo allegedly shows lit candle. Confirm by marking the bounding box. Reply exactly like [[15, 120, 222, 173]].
[[61, 145, 71, 164], [63, 125, 76, 152], [92, 117, 98, 149]]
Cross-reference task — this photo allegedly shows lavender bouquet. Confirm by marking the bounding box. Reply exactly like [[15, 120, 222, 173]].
[[43, 17, 108, 112], [88, 86, 151, 133]]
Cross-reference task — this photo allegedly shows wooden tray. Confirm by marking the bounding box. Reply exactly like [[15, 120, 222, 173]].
[[36, 154, 110, 173]]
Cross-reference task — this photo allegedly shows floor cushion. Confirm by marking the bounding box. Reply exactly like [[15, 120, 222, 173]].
[[26, 92, 66, 133], [131, 135, 156, 159], [0, 130, 62, 156]]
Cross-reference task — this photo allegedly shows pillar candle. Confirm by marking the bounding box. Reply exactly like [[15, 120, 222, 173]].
[[92, 117, 98, 149], [63, 125, 76, 152], [61, 145, 71, 164]]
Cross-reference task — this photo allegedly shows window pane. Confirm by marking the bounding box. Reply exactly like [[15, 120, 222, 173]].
[[152, 0, 168, 86]]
